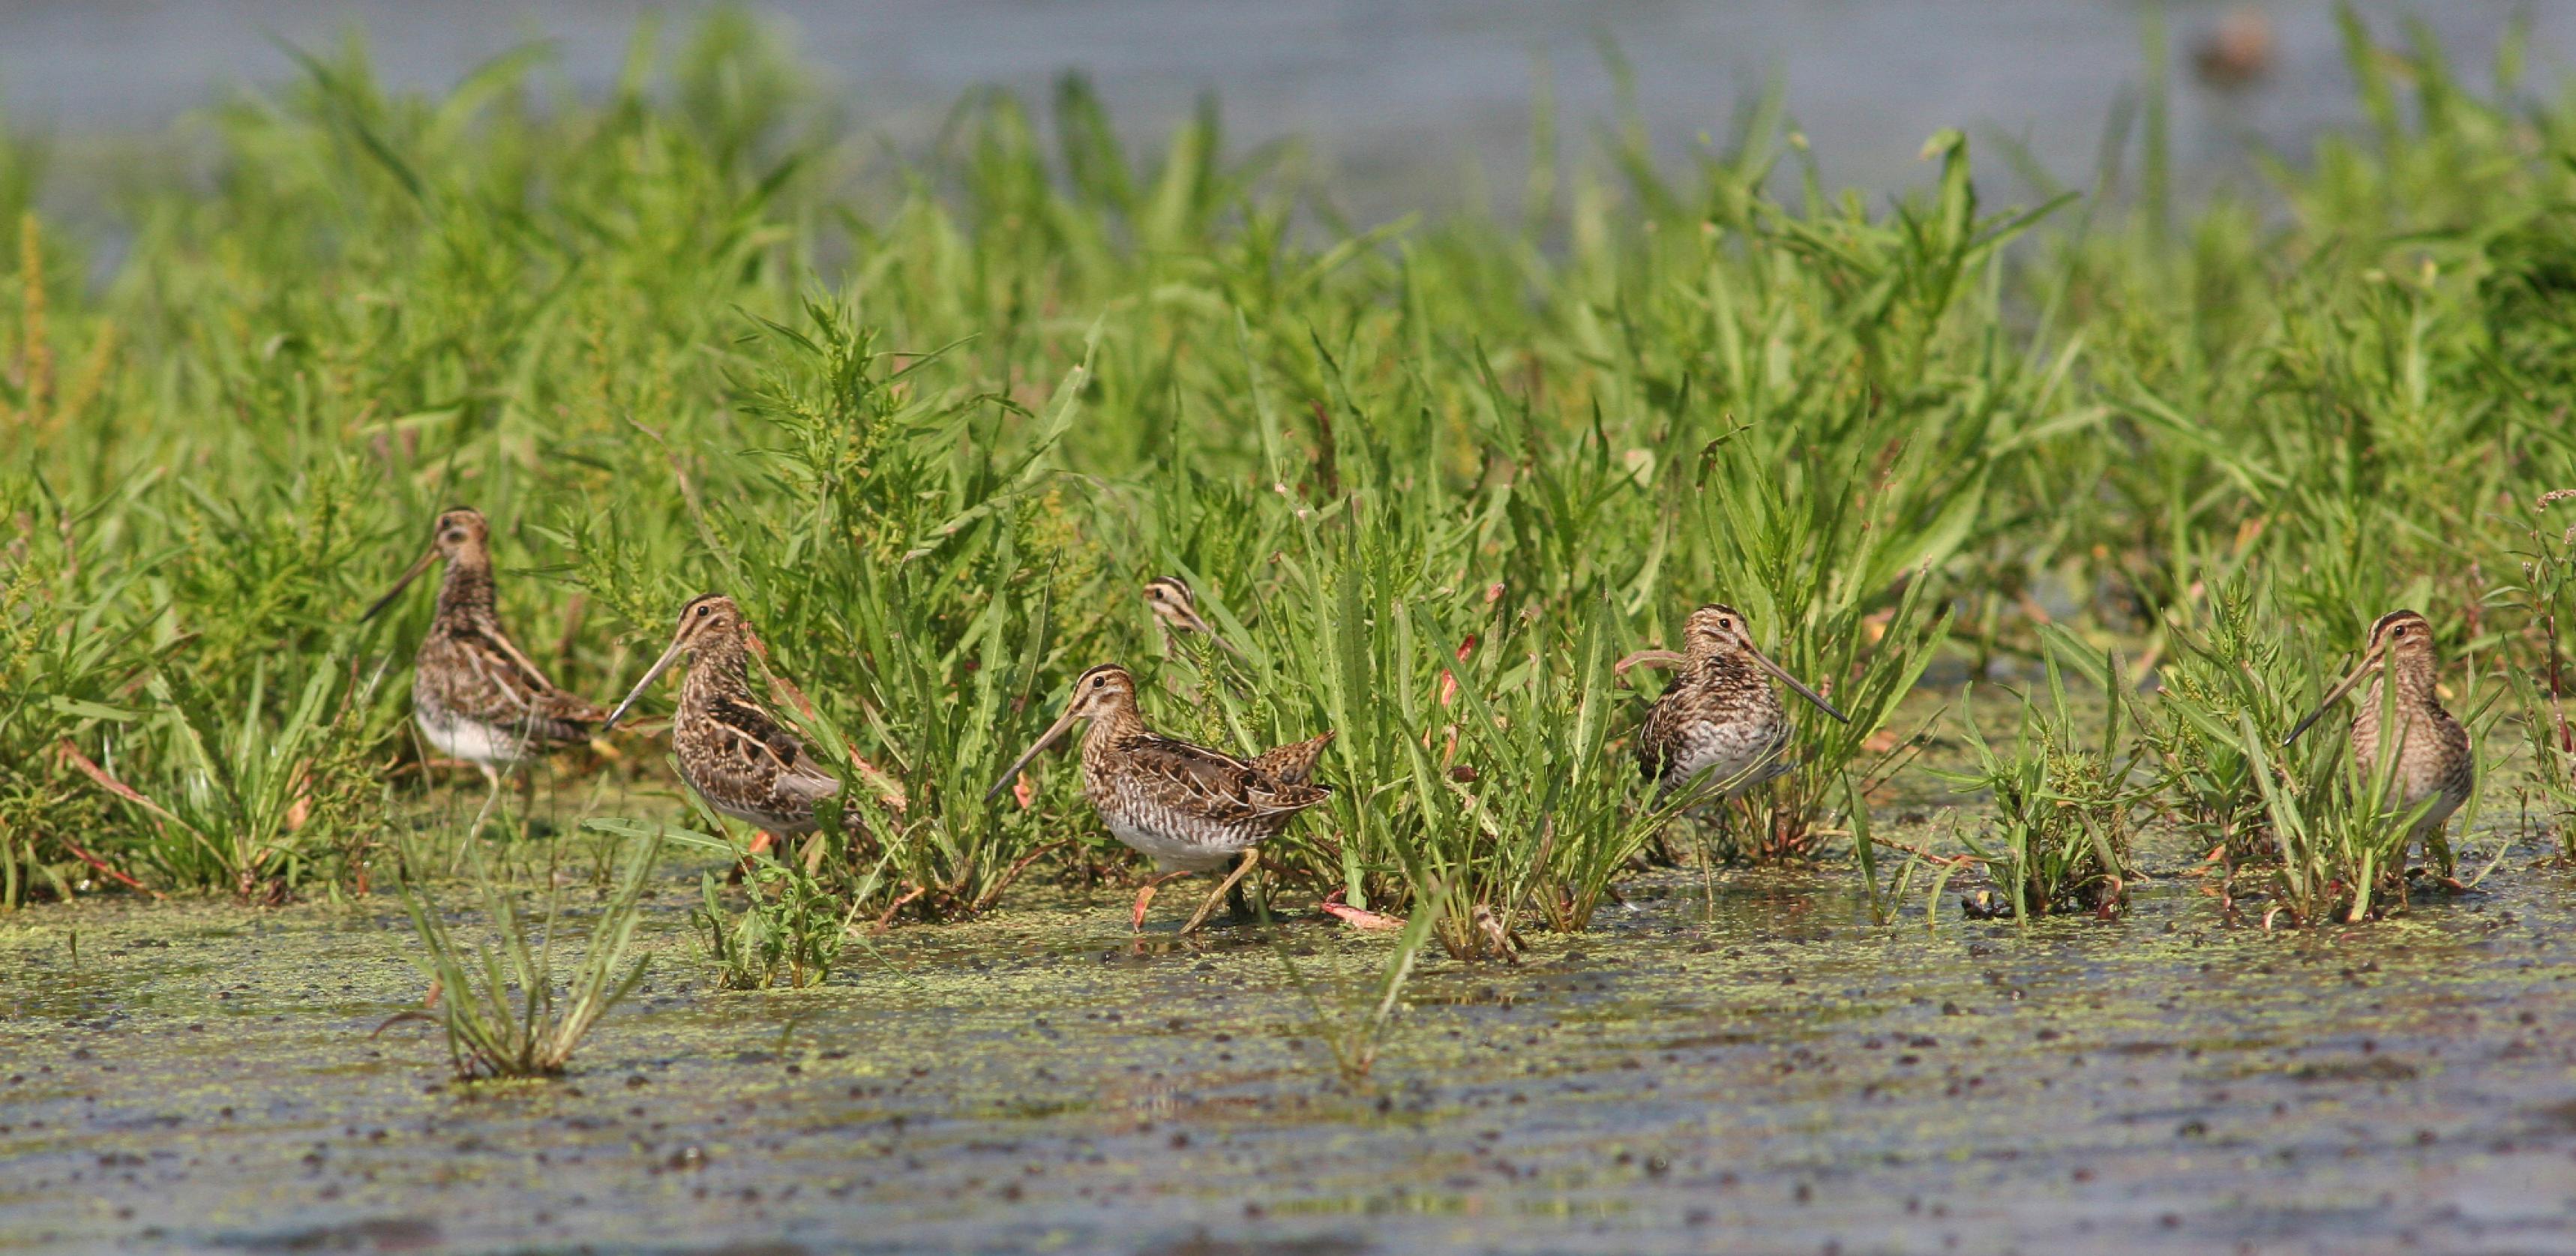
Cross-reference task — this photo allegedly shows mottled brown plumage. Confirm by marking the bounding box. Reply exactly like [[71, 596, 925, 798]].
[[606, 595, 841, 837], [1249, 731, 1335, 786], [988, 664, 1331, 931], [1623, 604, 1848, 799], [364, 507, 605, 784], [2285, 609, 2474, 855]]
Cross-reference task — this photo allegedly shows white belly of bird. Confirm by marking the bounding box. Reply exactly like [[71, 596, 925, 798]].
[[416, 706, 526, 768], [700, 789, 820, 835], [1671, 724, 1789, 796], [1099, 812, 1246, 874]]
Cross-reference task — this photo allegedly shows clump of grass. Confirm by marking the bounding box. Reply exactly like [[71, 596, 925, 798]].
[[1277, 881, 1447, 1088], [2236, 694, 2429, 928], [575, 299, 1093, 927], [0, 491, 140, 908], [393, 830, 663, 1080], [1940, 633, 2142, 920], [1636, 133, 2008, 860], [132, 648, 387, 901], [695, 863, 853, 991], [1278, 562, 1681, 958], [2134, 577, 2304, 872], [2236, 608, 2499, 926], [693, 810, 874, 991], [1410, 598, 1686, 956]]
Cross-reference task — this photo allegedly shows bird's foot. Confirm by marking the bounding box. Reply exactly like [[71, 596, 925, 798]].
[[1131, 871, 1194, 932], [1181, 850, 1261, 936]]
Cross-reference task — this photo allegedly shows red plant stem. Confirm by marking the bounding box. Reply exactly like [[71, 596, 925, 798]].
[[871, 883, 928, 934], [56, 836, 154, 896], [50, 740, 165, 897]]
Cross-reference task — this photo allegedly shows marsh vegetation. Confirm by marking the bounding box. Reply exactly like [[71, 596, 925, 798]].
[[4, 13, 2568, 941]]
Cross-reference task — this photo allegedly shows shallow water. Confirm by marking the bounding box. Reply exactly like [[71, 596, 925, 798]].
[[5, 1, 2574, 217], [7, 807, 2576, 1255]]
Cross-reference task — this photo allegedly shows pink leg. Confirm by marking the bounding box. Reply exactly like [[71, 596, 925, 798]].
[[1130, 870, 1196, 931]]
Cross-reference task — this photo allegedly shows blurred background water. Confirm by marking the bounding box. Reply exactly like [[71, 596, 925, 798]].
[[1, 1, 2568, 217]]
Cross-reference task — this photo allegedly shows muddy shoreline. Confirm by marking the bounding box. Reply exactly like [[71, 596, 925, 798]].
[[7, 818, 2576, 1255]]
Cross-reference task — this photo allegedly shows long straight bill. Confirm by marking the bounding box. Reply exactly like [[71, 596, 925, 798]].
[[986, 705, 1081, 802], [361, 548, 438, 622], [1176, 600, 1252, 662], [2284, 649, 2380, 746], [604, 635, 691, 731], [1747, 645, 1851, 724]]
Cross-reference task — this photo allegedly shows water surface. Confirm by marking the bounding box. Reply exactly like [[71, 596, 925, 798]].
[[5, 1, 2572, 214], [5, 814, 2574, 1254]]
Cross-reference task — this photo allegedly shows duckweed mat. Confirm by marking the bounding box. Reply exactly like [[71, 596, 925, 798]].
[[7, 838, 2576, 1255]]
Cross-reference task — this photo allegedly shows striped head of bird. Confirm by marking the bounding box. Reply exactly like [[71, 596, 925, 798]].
[[2284, 609, 2441, 746], [363, 505, 490, 621], [1142, 576, 1248, 661], [603, 593, 750, 731], [985, 664, 1139, 800], [1684, 604, 1850, 724]]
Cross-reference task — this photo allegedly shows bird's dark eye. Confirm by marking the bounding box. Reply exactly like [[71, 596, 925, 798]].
[[1093, 675, 1107, 688], [696, 605, 710, 618]]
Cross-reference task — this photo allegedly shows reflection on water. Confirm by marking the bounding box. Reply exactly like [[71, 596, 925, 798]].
[[0, 1, 2568, 211]]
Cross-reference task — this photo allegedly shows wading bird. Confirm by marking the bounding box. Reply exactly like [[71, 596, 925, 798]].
[[364, 507, 606, 789], [2284, 609, 2473, 862], [987, 664, 1331, 934], [1620, 603, 1849, 799], [605, 594, 841, 857], [1142, 575, 1249, 662]]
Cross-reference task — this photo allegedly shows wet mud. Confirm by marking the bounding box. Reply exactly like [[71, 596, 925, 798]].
[[7, 790, 2576, 1253]]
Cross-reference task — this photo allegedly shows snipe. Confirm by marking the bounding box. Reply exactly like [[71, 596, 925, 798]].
[[605, 594, 841, 853], [987, 664, 1331, 934], [1142, 576, 1249, 662], [1620, 603, 1849, 799], [2284, 609, 2473, 858], [364, 507, 606, 787]]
